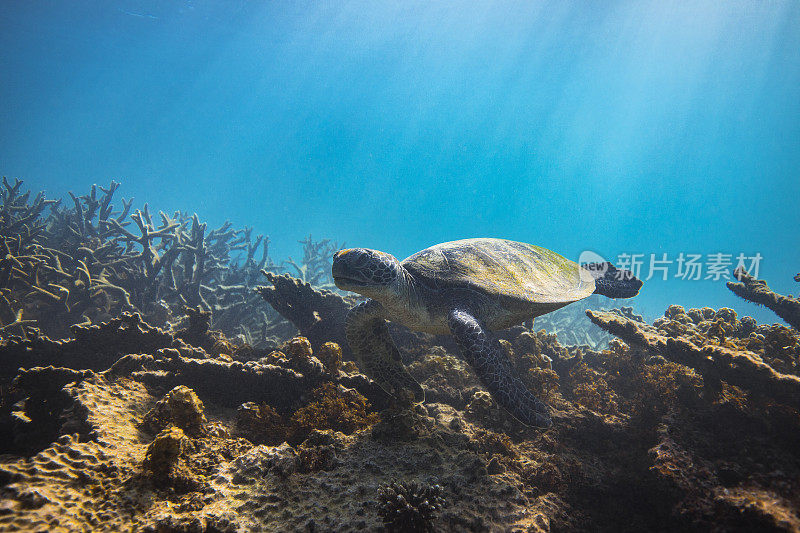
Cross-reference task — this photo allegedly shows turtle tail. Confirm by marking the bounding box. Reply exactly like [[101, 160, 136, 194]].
[[584, 262, 643, 299]]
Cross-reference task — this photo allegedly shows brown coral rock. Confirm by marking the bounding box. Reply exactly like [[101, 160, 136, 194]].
[[317, 341, 343, 374], [278, 336, 325, 379], [586, 308, 800, 407], [284, 336, 313, 360], [144, 426, 189, 477], [0, 311, 176, 378], [256, 272, 354, 356], [234, 402, 290, 446], [142, 385, 208, 437], [290, 382, 379, 443], [727, 268, 800, 331]]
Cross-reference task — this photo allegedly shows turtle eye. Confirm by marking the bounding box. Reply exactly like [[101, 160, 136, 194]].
[[353, 254, 369, 267]]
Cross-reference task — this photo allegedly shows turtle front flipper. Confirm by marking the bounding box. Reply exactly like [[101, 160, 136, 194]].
[[448, 308, 552, 428], [345, 299, 425, 403]]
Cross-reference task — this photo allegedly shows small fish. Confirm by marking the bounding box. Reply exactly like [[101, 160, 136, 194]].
[[117, 8, 158, 20]]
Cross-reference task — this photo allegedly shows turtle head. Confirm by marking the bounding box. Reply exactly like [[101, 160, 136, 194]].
[[332, 248, 405, 299]]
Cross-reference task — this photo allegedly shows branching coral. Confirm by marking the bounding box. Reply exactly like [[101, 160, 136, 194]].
[[586, 307, 800, 407], [377, 480, 445, 533], [533, 295, 635, 348], [282, 234, 343, 290], [727, 267, 800, 331], [0, 178, 345, 348], [256, 271, 356, 355]]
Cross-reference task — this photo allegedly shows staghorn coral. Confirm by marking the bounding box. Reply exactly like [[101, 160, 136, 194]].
[[0, 178, 354, 347], [282, 234, 344, 291], [377, 480, 445, 533], [727, 267, 800, 331], [533, 295, 625, 348]]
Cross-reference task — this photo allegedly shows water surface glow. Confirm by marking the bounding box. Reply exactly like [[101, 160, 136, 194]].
[[1, 1, 798, 320]]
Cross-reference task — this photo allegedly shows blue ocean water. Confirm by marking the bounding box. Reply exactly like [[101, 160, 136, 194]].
[[1, 1, 798, 323]]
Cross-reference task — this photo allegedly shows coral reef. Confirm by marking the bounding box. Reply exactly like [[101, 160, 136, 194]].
[[2, 178, 799, 531], [1, 296, 799, 531], [142, 385, 209, 438], [727, 267, 800, 331], [234, 382, 380, 446], [317, 341, 343, 375], [256, 271, 451, 364], [0, 178, 344, 347], [0, 319, 551, 531], [586, 306, 800, 406], [282, 235, 344, 291], [290, 382, 380, 442], [534, 295, 642, 348]]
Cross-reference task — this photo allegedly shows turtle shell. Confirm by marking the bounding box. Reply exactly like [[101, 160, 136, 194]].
[[402, 238, 595, 305]]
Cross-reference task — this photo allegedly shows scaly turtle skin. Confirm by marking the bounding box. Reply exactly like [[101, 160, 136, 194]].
[[333, 238, 642, 427]]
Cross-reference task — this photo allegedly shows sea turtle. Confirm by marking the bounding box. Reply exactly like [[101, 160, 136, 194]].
[[332, 238, 642, 427]]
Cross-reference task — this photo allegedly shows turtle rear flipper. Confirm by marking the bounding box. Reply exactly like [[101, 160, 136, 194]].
[[345, 299, 425, 402], [448, 308, 552, 428]]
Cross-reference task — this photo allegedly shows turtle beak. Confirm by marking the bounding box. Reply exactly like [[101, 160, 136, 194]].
[[332, 250, 369, 289], [332, 252, 348, 280]]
